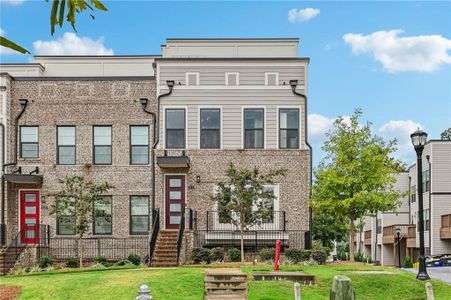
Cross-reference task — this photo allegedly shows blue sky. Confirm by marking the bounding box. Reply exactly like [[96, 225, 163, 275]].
[[1, 0, 450, 166]]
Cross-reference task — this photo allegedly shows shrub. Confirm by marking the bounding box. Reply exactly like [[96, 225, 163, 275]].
[[403, 256, 413, 268], [37, 256, 53, 269], [228, 248, 241, 262], [65, 257, 79, 268], [365, 256, 373, 264], [312, 250, 327, 264], [285, 249, 302, 263], [91, 262, 106, 269], [355, 250, 364, 262], [191, 248, 211, 264], [93, 256, 108, 266], [127, 253, 141, 266], [209, 247, 225, 262], [116, 259, 133, 266], [336, 242, 349, 261], [259, 248, 275, 262]]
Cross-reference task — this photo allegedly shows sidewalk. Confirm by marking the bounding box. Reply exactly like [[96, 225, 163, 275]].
[[403, 267, 451, 284]]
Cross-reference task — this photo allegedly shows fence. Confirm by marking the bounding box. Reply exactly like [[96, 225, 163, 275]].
[[206, 211, 286, 231]]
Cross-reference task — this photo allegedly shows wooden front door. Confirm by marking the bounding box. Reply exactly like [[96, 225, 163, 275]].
[[20, 191, 40, 244], [165, 175, 185, 230]]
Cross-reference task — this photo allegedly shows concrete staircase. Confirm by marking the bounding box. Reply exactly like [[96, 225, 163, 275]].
[[0, 246, 24, 275], [151, 230, 178, 267], [204, 269, 247, 300]]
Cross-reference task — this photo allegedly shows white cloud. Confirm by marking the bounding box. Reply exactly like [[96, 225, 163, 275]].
[[343, 29, 451, 72], [33, 32, 114, 55], [288, 8, 320, 23], [0, 28, 5, 36], [1, 0, 24, 5], [379, 120, 423, 161]]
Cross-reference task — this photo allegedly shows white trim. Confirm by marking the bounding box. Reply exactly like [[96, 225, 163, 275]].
[[241, 106, 267, 149], [265, 72, 279, 86], [169, 85, 303, 90], [197, 106, 223, 150], [185, 72, 200, 86], [225, 72, 239, 86], [162, 106, 189, 149], [276, 106, 302, 150], [163, 174, 187, 231], [17, 189, 41, 234]]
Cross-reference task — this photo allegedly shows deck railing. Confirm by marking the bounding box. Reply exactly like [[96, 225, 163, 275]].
[[383, 224, 410, 237], [441, 214, 451, 240], [364, 230, 371, 239], [408, 225, 416, 238], [206, 211, 286, 231]]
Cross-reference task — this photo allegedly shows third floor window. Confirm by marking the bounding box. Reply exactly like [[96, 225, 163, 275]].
[[20, 126, 39, 158], [200, 109, 220, 149], [279, 109, 299, 149], [166, 109, 186, 148], [57, 126, 76, 165], [130, 126, 149, 165], [244, 108, 264, 149], [93, 126, 112, 165]]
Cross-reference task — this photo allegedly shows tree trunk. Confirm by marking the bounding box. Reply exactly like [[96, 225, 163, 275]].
[[240, 212, 245, 263], [78, 234, 83, 268], [349, 219, 355, 262]]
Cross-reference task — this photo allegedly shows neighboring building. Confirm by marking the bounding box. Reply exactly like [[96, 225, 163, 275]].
[[0, 38, 311, 272], [355, 140, 451, 266]]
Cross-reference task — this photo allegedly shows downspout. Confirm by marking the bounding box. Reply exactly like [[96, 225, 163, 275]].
[[140, 81, 174, 211], [426, 155, 431, 255], [289, 80, 313, 249], [408, 176, 411, 224]]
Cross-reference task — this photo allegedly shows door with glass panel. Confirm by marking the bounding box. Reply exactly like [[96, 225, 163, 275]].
[[165, 175, 185, 229], [20, 191, 40, 244]]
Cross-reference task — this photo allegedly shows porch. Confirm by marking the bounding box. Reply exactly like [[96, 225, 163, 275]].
[[382, 224, 409, 244], [363, 230, 371, 246], [440, 214, 451, 240]]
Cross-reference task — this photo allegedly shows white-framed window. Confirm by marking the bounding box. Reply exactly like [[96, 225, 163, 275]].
[[244, 108, 264, 149], [185, 72, 200, 86], [265, 72, 279, 86], [225, 72, 239, 86], [279, 108, 300, 149], [200, 108, 221, 149], [165, 108, 186, 148]]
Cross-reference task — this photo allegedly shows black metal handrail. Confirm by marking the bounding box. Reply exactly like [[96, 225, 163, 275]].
[[176, 206, 186, 266], [148, 208, 160, 265], [206, 210, 286, 231], [0, 223, 5, 246]]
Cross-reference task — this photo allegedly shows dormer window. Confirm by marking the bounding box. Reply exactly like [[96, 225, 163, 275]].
[[225, 72, 239, 86], [186, 72, 199, 86], [265, 72, 279, 86]]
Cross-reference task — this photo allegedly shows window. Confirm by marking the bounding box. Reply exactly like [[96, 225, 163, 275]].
[[93, 126, 112, 164], [425, 209, 430, 231], [279, 109, 299, 149], [244, 108, 264, 149], [165, 109, 185, 148], [410, 186, 416, 203], [376, 219, 381, 234], [57, 126, 76, 165], [93, 196, 112, 235], [225, 72, 239, 86], [56, 201, 75, 235], [130, 126, 149, 165], [20, 126, 39, 158], [265, 72, 279, 86], [130, 196, 149, 235], [422, 170, 430, 192], [186, 72, 199, 86], [200, 109, 220, 149], [261, 186, 278, 223]]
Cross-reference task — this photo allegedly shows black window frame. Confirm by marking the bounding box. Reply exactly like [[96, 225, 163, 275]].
[[57, 125, 76, 165], [93, 195, 113, 235], [19, 125, 39, 158], [200, 108, 221, 149], [93, 125, 112, 165], [130, 125, 149, 165], [129, 195, 150, 235], [165, 108, 186, 149], [244, 108, 264, 149], [278, 108, 300, 149], [56, 215, 76, 235]]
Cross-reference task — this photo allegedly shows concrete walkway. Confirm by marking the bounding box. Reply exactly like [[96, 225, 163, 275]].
[[403, 267, 451, 284]]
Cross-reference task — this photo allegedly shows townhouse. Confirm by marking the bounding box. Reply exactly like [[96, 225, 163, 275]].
[[355, 140, 451, 266], [0, 38, 311, 272]]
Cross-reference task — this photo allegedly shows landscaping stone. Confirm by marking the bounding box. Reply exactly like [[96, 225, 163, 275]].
[[252, 271, 315, 285], [204, 268, 247, 300], [329, 275, 355, 300]]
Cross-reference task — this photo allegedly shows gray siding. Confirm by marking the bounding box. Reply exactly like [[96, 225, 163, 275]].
[[431, 142, 451, 193]]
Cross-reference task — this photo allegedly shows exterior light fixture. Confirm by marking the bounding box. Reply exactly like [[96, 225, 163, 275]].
[[19, 98, 28, 109], [410, 128, 430, 280], [289, 80, 298, 89], [166, 80, 175, 88], [0, 86, 6, 91], [396, 227, 401, 268], [139, 98, 148, 107], [196, 175, 201, 184]]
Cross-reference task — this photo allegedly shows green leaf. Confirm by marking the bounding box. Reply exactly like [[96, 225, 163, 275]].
[[59, 0, 66, 28], [91, 0, 108, 11], [50, 0, 60, 35], [0, 36, 30, 54]]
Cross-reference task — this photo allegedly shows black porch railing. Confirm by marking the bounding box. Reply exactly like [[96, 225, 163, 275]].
[[148, 208, 160, 265], [0, 223, 5, 246], [176, 206, 186, 266], [206, 211, 286, 231]]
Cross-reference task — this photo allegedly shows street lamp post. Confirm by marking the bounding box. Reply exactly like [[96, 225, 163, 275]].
[[410, 129, 430, 280], [396, 227, 401, 268]]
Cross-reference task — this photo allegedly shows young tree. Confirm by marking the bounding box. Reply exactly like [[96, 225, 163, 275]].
[[311, 109, 404, 261], [312, 208, 348, 250], [212, 163, 286, 262], [441, 128, 451, 140], [47, 176, 113, 268]]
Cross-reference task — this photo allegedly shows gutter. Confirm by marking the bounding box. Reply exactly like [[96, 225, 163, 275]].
[[289, 79, 313, 249], [427, 155, 431, 255]]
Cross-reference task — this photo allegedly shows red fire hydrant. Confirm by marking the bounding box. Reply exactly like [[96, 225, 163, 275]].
[[274, 239, 281, 271]]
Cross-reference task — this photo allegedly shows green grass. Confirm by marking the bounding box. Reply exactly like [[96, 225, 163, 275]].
[[1, 264, 450, 299]]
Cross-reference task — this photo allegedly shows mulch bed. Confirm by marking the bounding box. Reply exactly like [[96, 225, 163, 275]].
[[0, 286, 21, 300]]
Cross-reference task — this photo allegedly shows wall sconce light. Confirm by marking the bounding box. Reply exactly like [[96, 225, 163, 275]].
[[0, 86, 7, 91], [196, 175, 201, 184], [139, 98, 148, 107]]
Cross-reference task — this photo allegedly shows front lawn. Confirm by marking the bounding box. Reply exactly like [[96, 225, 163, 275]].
[[1, 263, 450, 299]]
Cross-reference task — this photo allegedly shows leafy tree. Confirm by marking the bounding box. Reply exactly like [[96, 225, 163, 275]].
[[1, 0, 107, 54], [312, 208, 348, 249], [212, 163, 286, 262], [311, 109, 404, 261], [441, 128, 451, 140], [47, 176, 113, 268]]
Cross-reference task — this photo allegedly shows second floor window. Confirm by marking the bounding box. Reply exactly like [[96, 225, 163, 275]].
[[200, 109, 220, 149], [93, 196, 112, 235], [130, 126, 149, 164], [244, 108, 264, 149], [20, 126, 39, 158], [422, 170, 430, 192], [410, 186, 416, 203], [166, 109, 185, 148], [279, 109, 299, 149], [93, 126, 112, 164], [130, 196, 149, 235], [376, 218, 381, 234], [57, 126, 76, 165]]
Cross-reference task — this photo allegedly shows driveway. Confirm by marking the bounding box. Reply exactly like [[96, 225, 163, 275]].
[[403, 267, 451, 284]]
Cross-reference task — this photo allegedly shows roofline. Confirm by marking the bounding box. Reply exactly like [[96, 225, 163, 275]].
[[0, 63, 45, 70], [155, 57, 310, 62], [34, 55, 162, 58], [5, 76, 155, 81], [165, 37, 300, 41]]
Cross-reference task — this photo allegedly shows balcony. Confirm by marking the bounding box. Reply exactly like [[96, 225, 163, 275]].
[[407, 225, 417, 248], [382, 224, 409, 244], [364, 230, 372, 246], [440, 214, 451, 240]]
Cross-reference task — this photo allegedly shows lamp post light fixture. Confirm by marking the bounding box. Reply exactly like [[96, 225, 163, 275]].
[[396, 227, 401, 268], [410, 129, 430, 280]]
